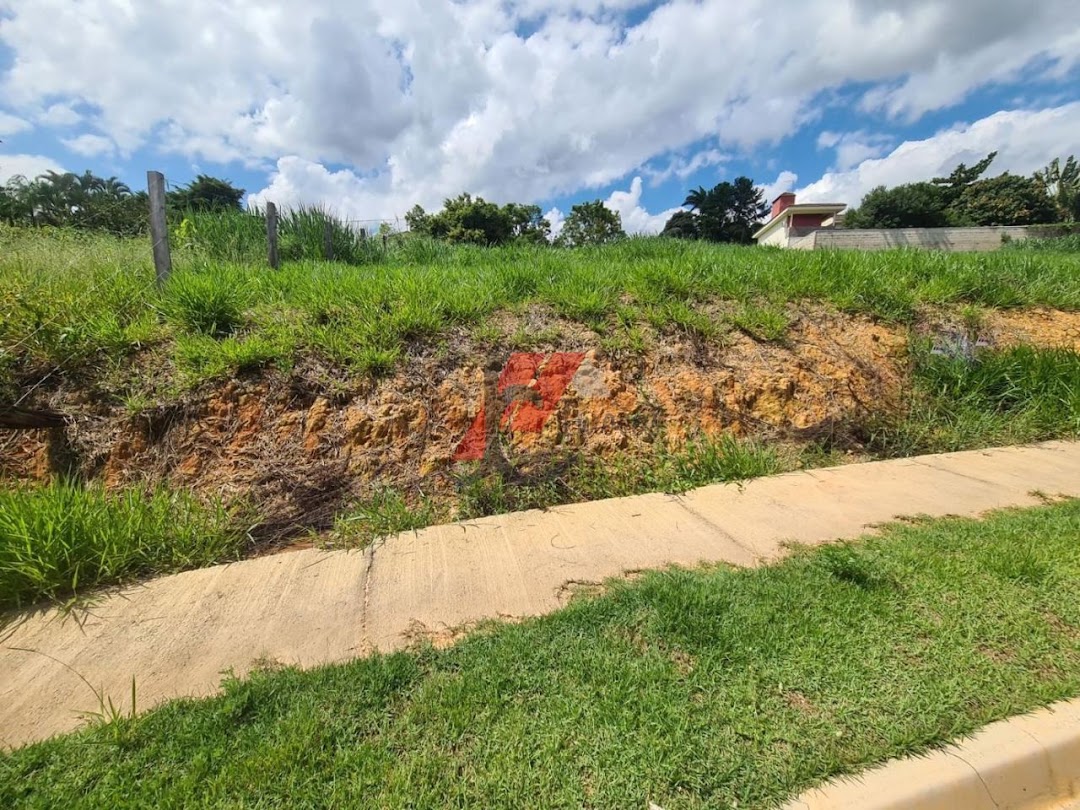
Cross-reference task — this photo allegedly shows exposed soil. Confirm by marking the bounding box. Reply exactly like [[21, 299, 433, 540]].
[[2, 304, 1076, 545]]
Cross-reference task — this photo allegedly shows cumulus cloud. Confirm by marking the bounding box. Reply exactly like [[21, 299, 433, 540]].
[[759, 171, 799, 205], [0, 112, 31, 137], [816, 130, 894, 171], [38, 103, 82, 127], [2, 0, 1078, 217], [604, 176, 683, 234], [0, 153, 66, 183], [61, 133, 116, 157], [798, 102, 1080, 207]]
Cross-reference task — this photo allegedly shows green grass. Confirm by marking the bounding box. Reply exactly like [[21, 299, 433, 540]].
[[3, 501, 1079, 808], [868, 344, 1080, 456], [1005, 233, 1080, 252], [0, 482, 249, 610], [3, 226, 1080, 392]]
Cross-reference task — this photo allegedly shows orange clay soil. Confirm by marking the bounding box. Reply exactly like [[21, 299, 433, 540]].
[[2, 304, 1078, 545]]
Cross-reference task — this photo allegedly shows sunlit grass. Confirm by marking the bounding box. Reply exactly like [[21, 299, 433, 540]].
[[3, 501, 1079, 808]]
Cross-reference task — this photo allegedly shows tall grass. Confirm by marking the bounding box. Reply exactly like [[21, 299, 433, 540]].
[[1006, 233, 1080, 253], [2, 225, 1080, 390], [868, 344, 1080, 456], [178, 206, 378, 265], [0, 483, 249, 610]]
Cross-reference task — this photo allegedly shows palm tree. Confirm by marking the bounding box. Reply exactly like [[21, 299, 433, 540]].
[[100, 176, 132, 197], [683, 186, 709, 211], [1035, 156, 1080, 222]]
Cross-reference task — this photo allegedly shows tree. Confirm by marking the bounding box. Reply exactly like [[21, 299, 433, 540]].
[[679, 177, 767, 243], [949, 173, 1058, 226], [503, 202, 552, 244], [556, 200, 624, 247], [661, 210, 699, 239], [406, 195, 551, 245], [1035, 156, 1080, 222], [844, 183, 950, 229], [932, 152, 998, 205], [169, 175, 245, 212]]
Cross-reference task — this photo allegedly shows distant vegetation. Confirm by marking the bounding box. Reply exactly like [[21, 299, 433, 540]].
[[845, 153, 1080, 229], [2, 152, 1077, 248]]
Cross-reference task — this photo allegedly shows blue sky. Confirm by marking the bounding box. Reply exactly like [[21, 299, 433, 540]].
[[1, 0, 1078, 234]]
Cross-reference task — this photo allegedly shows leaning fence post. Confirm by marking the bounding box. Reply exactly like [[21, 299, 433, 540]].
[[147, 171, 172, 288], [323, 220, 334, 261], [266, 202, 280, 269]]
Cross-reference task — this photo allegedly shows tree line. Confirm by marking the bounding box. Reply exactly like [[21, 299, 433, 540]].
[[3, 152, 1077, 246], [0, 170, 245, 235], [845, 154, 1080, 229]]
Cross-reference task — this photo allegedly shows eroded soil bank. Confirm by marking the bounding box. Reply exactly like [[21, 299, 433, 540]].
[[3, 305, 1078, 544]]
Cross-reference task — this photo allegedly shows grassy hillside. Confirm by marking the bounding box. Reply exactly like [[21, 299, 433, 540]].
[[3, 226, 1080, 397], [2, 227, 1079, 605]]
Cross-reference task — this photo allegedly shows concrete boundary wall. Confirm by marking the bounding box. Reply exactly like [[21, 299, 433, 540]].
[[793, 226, 1032, 251]]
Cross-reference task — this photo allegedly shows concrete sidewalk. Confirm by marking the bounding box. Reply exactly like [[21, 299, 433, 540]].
[[3, 440, 1080, 748]]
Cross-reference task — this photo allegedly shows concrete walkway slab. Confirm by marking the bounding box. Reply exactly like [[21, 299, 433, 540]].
[[1, 548, 368, 748], [2, 440, 1079, 749]]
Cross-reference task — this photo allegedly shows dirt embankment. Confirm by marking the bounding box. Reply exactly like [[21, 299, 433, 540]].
[[3, 306, 1078, 539]]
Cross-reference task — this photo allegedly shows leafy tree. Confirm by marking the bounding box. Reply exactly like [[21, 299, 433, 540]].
[[932, 152, 998, 204], [503, 202, 552, 244], [555, 200, 625, 247], [844, 183, 951, 228], [407, 195, 551, 245], [680, 177, 767, 243], [661, 209, 699, 239], [949, 173, 1058, 226], [1035, 156, 1080, 222], [169, 175, 245, 213]]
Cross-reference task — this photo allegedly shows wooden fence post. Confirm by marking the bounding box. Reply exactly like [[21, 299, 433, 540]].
[[266, 202, 280, 270], [359, 227, 367, 240], [323, 220, 334, 261], [146, 171, 172, 288]]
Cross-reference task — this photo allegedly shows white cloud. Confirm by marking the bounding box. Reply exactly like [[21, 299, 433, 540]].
[[0, 153, 65, 183], [644, 148, 729, 186], [817, 130, 894, 171], [1, 0, 1078, 216], [61, 133, 116, 157], [798, 103, 1080, 207], [38, 103, 81, 127], [759, 171, 799, 205], [545, 206, 565, 238], [0, 111, 31, 137], [603, 176, 682, 234]]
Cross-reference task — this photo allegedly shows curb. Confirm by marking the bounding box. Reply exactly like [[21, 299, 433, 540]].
[[782, 699, 1080, 809]]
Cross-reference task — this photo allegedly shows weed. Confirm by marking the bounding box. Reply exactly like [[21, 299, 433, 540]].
[[328, 489, 439, 549], [162, 269, 249, 337]]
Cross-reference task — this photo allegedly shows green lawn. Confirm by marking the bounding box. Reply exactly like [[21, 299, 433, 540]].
[[4, 500, 1079, 809]]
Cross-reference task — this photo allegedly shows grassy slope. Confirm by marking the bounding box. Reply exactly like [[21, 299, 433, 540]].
[[2, 501, 1079, 808], [3, 227, 1080, 397]]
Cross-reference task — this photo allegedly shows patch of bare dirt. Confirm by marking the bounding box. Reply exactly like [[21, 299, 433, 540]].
[[985, 309, 1080, 351]]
